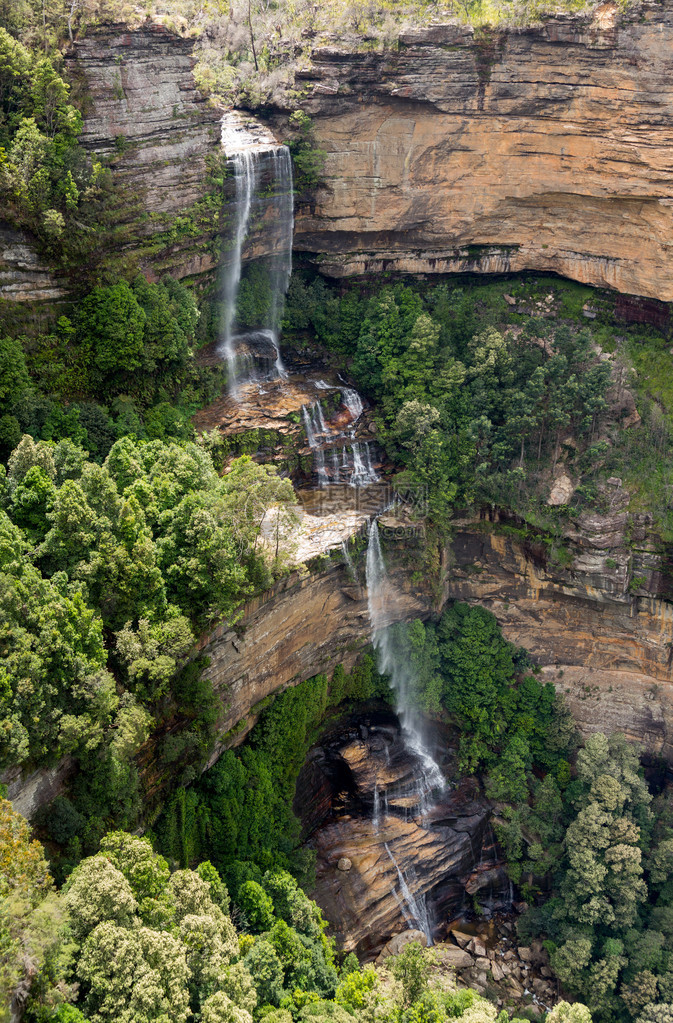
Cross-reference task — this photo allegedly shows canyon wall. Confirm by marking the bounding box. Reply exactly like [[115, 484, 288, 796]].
[[197, 513, 673, 765], [63, 23, 223, 284], [294, 0, 673, 301]]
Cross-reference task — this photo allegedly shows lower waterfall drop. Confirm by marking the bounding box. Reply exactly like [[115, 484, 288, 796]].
[[384, 842, 433, 945], [366, 519, 444, 798]]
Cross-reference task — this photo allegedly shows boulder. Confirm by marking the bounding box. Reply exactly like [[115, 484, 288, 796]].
[[378, 929, 429, 960], [450, 929, 474, 949], [337, 857, 352, 871], [436, 944, 475, 970], [548, 473, 575, 507], [491, 961, 505, 982]]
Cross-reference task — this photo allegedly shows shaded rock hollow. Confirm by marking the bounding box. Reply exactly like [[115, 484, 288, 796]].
[[294, 708, 506, 956]]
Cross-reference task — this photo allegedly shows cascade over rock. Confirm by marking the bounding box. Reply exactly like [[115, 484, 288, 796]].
[[289, 0, 673, 301], [294, 708, 506, 956], [189, 511, 673, 793]]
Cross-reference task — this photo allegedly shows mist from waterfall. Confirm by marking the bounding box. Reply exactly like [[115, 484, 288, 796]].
[[365, 520, 444, 799], [218, 122, 293, 395]]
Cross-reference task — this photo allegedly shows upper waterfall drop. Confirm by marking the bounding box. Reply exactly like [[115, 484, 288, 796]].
[[217, 115, 294, 396]]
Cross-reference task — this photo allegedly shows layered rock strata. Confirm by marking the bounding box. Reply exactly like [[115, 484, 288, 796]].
[[64, 23, 223, 283], [197, 511, 673, 767], [295, 709, 504, 955], [292, 0, 673, 300], [0, 223, 67, 303]]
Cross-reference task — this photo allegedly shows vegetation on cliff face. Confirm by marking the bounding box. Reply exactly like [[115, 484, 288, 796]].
[[0, 275, 226, 458], [154, 657, 389, 880], [0, 26, 116, 269], [384, 614, 673, 1023], [0, 434, 296, 855], [284, 273, 673, 540]]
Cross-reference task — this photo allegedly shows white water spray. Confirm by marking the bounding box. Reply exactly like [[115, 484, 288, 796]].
[[219, 149, 257, 393], [385, 842, 433, 944], [365, 520, 444, 802]]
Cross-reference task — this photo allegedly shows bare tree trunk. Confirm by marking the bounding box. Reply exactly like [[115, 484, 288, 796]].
[[68, 0, 77, 42], [248, 0, 259, 70]]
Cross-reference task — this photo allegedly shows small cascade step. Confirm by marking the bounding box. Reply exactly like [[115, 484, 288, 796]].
[[301, 394, 380, 489]]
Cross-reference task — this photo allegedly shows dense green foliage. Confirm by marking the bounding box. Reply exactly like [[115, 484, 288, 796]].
[[0, 26, 116, 267], [0, 433, 297, 856], [5, 802, 575, 1023], [155, 657, 389, 879], [284, 275, 615, 528], [386, 604, 577, 783], [503, 734, 673, 1023], [1, 275, 225, 462]]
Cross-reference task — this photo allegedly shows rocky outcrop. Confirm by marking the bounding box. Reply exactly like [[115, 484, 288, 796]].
[[195, 507, 673, 767], [294, 708, 501, 956], [198, 550, 433, 763], [64, 23, 223, 283], [447, 512, 673, 759], [293, 0, 673, 301], [0, 223, 67, 303]]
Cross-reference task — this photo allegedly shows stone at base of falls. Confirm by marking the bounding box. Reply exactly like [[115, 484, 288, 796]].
[[450, 929, 473, 950], [337, 857, 352, 872], [434, 945, 475, 970], [297, 708, 507, 957], [377, 930, 429, 962]]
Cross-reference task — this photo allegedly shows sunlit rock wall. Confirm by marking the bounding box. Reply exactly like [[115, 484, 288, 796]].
[[293, 0, 673, 301]]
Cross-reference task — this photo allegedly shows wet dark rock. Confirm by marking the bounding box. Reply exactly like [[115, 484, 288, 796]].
[[295, 708, 511, 957]]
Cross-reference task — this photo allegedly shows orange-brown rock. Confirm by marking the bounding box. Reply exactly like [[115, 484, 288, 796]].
[[292, 1, 673, 300], [195, 508, 673, 766], [198, 553, 433, 761], [295, 710, 498, 955]]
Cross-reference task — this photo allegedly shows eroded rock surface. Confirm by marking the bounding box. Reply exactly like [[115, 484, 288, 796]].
[[64, 23, 222, 282], [294, 709, 504, 956], [191, 509, 673, 775], [293, 1, 673, 299]]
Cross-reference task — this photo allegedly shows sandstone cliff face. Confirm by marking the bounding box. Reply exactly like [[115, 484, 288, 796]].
[[293, 0, 673, 301], [295, 708, 505, 956], [64, 23, 223, 283], [448, 514, 673, 759], [0, 223, 67, 303], [197, 512, 673, 766], [198, 552, 433, 765]]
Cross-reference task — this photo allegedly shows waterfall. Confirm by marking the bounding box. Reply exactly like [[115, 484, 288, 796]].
[[385, 842, 433, 944], [303, 403, 328, 486], [219, 149, 257, 393], [365, 521, 444, 797], [341, 388, 363, 422], [218, 119, 293, 394], [267, 146, 293, 372], [302, 401, 379, 489], [373, 784, 381, 829], [341, 540, 358, 583], [350, 442, 378, 487]]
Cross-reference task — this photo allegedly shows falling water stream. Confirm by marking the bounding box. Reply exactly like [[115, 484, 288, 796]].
[[366, 518, 445, 942], [218, 121, 293, 395], [301, 395, 379, 488]]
